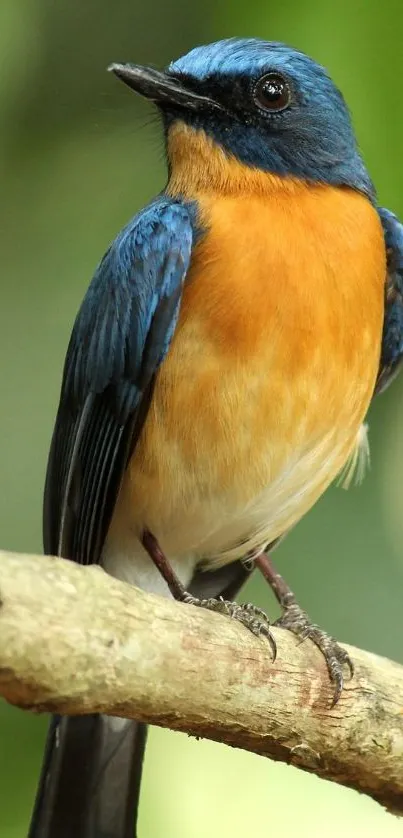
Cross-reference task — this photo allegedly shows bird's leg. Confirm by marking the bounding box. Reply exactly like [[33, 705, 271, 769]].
[[141, 529, 277, 659], [254, 551, 354, 705], [141, 530, 187, 599]]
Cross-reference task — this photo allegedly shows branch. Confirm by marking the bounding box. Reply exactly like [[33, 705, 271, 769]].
[[0, 550, 402, 816]]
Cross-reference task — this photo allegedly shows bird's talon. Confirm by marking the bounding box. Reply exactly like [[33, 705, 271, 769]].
[[180, 594, 276, 659], [275, 604, 353, 706], [182, 593, 197, 606]]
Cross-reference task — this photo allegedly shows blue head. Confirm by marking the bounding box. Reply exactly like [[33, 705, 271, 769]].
[[110, 38, 374, 197]]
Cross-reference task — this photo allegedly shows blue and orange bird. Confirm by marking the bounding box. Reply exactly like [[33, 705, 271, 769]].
[[29, 38, 403, 838]]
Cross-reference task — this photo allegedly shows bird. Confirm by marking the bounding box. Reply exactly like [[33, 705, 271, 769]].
[[28, 37, 403, 838]]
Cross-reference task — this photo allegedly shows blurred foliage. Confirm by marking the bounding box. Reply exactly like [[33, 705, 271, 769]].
[[1, 0, 403, 835]]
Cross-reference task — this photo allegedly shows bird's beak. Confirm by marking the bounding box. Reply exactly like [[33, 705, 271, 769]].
[[108, 63, 222, 112]]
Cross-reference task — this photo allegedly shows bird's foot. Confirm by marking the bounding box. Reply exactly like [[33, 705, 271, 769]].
[[182, 594, 277, 660], [275, 596, 353, 706], [141, 530, 276, 659], [254, 552, 354, 706]]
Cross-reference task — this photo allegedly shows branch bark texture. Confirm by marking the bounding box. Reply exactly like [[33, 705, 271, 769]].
[[0, 549, 402, 815]]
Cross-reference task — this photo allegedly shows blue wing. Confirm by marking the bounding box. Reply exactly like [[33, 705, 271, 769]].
[[375, 207, 403, 395], [44, 197, 194, 564]]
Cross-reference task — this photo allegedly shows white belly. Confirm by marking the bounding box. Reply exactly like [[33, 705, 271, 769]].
[[102, 424, 367, 591]]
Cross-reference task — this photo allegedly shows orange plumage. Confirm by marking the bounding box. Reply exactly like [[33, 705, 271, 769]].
[[105, 125, 385, 577]]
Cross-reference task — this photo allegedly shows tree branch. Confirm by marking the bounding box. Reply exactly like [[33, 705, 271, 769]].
[[0, 550, 402, 816]]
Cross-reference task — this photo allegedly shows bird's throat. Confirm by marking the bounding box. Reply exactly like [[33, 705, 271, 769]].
[[166, 121, 303, 198]]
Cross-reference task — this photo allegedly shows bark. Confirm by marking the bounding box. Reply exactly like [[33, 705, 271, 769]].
[[0, 549, 402, 815]]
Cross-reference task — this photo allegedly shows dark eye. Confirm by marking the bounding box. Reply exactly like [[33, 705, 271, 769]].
[[253, 73, 291, 113]]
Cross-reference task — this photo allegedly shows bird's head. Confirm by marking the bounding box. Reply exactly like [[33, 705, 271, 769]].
[[110, 38, 373, 197]]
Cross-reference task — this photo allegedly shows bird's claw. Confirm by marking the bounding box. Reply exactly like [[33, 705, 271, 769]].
[[275, 602, 354, 706], [182, 593, 277, 661]]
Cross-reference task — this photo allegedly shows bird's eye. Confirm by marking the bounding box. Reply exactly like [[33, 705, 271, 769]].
[[253, 73, 291, 113]]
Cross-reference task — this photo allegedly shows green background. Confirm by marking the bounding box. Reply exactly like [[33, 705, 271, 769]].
[[1, 0, 403, 835]]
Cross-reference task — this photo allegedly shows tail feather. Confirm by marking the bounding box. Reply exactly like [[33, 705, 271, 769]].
[[28, 714, 147, 838]]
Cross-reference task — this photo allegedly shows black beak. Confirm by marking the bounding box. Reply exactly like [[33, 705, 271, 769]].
[[108, 63, 222, 112]]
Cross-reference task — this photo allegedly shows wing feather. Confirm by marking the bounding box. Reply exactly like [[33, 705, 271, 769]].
[[44, 197, 194, 565], [375, 207, 403, 395]]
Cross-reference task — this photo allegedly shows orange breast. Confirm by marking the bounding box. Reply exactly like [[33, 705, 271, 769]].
[[110, 135, 386, 565]]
